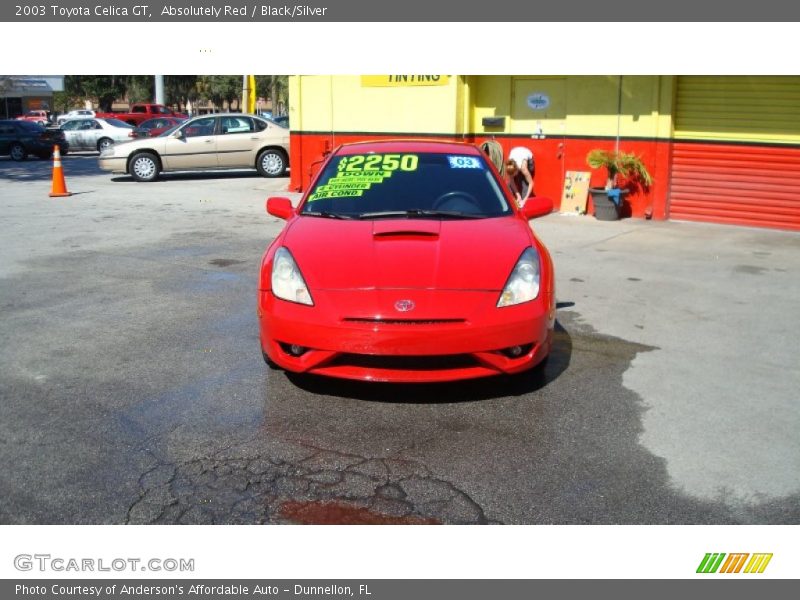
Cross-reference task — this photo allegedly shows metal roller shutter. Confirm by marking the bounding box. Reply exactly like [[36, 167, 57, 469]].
[[669, 76, 800, 230]]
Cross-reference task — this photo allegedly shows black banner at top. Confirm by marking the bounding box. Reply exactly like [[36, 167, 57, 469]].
[[3, 0, 800, 22]]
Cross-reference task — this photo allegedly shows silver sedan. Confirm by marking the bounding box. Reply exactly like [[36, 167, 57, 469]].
[[60, 118, 134, 152]]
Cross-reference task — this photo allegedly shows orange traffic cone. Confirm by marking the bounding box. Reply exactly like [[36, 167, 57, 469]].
[[49, 145, 72, 197]]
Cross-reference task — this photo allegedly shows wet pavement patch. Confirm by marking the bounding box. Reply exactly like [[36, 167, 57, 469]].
[[124, 443, 489, 525], [734, 264, 767, 275], [209, 258, 246, 267]]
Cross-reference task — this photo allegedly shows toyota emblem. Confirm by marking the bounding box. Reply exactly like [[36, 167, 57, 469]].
[[394, 299, 415, 312]]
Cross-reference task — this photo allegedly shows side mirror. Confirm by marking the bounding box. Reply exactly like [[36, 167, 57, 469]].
[[522, 196, 554, 220], [266, 196, 294, 220], [171, 129, 184, 139]]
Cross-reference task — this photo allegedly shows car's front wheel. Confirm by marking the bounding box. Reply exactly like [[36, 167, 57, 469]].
[[256, 148, 287, 177], [97, 137, 113, 153], [9, 143, 27, 161], [129, 152, 160, 182]]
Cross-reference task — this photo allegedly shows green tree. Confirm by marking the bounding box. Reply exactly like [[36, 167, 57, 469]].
[[165, 75, 199, 111], [198, 75, 240, 111], [64, 75, 127, 111], [124, 76, 154, 104], [254, 75, 288, 115]]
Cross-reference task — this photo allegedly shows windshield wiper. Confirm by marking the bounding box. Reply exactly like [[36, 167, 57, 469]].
[[302, 211, 354, 220], [357, 209, 484, 220]]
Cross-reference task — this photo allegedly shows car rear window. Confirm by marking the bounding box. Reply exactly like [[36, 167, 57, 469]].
[[104, 118, 133, 129], [301, 151, 512, 219]]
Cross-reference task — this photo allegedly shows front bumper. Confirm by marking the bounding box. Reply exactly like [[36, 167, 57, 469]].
[[258, 288, 555, 383], [97, 155, 127, 173]]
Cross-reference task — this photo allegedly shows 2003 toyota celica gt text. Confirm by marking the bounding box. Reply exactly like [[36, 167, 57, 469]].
[[258, 140, 556, 383]]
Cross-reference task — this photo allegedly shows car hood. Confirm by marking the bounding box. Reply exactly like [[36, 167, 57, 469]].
[[283, 216, 533, 291]]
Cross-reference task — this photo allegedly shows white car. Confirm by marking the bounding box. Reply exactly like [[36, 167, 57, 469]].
[[56, 109, 96, 126], [60, 118, 134, 152]]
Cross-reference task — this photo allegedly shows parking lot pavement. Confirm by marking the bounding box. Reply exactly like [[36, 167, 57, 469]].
[[1, 156, 798, 524]]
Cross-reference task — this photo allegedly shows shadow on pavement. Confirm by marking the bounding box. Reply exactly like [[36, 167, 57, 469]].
[[285, 318, 573, 403], [112, 170, 268, 183], [0, 154, 105, 182]]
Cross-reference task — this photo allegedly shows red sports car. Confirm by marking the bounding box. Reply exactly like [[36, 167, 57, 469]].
[[257, 140, 555, 383]]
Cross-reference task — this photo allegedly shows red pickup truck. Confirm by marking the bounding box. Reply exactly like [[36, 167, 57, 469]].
[[16, 110, 51, 126], [96, 103, 187, 127]]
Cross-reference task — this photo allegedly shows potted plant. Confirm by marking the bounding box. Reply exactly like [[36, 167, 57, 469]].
[[586, 150, 652, 221]]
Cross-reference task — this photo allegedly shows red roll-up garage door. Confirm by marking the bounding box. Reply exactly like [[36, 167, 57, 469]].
[[668, 76, 800, 231]]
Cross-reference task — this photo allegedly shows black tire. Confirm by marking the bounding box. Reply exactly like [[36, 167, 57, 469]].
[[9, 143, 27, 161], [97, 137, 114, 153], [129, 152, 160, 182], [256, 148, 287, 177]]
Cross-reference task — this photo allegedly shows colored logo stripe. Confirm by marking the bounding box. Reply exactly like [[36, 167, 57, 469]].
[[697, 553, 726, 573], [744, 553, 773, 574], [697, 553, 773, 574], [719, 553, 749, 573]]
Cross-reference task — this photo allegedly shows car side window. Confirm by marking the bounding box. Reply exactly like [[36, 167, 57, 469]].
[[254, 119, 267, 132], [221, 117, 254, 135], [183, 117, 216, 138], [62, 120, 81, 130], [132, 106, 146, 113]]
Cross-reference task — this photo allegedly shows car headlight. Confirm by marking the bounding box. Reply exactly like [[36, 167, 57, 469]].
[[497, 247, 540, 307], [271, 247, 313, 306]]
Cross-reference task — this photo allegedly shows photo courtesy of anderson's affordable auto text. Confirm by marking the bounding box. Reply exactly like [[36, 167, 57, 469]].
[[1, 1, 799, 596]]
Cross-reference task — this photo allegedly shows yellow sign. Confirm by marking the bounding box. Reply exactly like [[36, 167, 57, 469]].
[[361, 75, 450, 87]]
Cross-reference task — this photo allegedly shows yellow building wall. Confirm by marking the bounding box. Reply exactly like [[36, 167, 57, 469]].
[[471, 75, 674, 140], [289, 75, 463, 135], [290, 75, 675, 140]]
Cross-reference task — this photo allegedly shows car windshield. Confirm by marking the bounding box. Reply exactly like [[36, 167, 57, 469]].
[[300, 151, 512, 220], [103, 118, 133, 129]]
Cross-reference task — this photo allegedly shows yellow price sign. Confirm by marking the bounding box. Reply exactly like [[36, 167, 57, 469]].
[[361, 75, 450, 87]]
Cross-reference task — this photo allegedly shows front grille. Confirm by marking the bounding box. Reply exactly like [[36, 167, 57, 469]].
[[329, 353, 477, 371], [342, 318, 466, 325]]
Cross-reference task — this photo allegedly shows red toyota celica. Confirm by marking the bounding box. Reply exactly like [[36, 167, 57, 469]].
[[257, 140, 555, 383]]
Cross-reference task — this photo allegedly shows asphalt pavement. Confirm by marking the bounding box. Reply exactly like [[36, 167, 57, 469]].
[[0, 154, 798, 524]]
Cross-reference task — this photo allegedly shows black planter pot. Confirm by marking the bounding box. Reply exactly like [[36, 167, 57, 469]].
[[590, 188, 628, 221]]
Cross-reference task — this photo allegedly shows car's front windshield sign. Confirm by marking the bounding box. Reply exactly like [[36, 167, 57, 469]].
[[301, 151, 510, 219]]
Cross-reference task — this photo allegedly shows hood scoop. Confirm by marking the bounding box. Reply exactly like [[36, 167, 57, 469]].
[[372, 220, 441, 238]]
